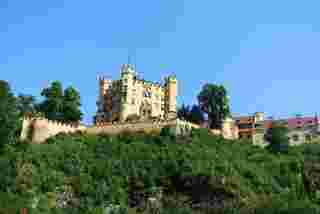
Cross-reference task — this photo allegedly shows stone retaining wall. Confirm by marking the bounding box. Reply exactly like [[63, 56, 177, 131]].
[[20, 117, 238, 144]]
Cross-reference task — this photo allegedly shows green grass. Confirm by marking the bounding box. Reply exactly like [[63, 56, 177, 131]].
[[0, 129, 320, 213]]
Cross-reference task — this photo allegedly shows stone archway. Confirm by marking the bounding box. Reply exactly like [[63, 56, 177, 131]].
[[140, 101, 152, 121]]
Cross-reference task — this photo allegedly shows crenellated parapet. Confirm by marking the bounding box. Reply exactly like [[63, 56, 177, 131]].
[[20, 117, 86, 144], [20, 116, 238, 144]]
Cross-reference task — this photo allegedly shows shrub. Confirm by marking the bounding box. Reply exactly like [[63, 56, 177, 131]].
[[160, 126, 173, 137], [264, 122, 290, 154]]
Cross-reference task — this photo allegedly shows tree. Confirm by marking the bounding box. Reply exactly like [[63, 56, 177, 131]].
[[38, 82, 82, 123], [62, 86, 83, 123], [0, 80, 20, 145], [177, 103, 190, 121], [188, 104, 204, 124], [39, 81, 64, 121], [197, 84, 230, 129], [264, 122, 290, 153], [16, 94, 38, 117]]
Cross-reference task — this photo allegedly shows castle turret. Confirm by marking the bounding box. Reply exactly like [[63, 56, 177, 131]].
[[120, 64, 136, 121], [164, 75, 177, 120], [96, 76, 112, 122]]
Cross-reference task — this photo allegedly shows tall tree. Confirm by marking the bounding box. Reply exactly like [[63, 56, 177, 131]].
[[39, 81, 64, 121], [189, 104, 204, 124], [16, 94, 37, 117], [62, 86, 83, 123], [0, 80, 19, 145], [197, 84, 230, 129], [177, 103, 190, 120]]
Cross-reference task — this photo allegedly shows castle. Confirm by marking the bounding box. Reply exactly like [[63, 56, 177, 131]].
[[20, 63, 239, 144], [95, 64, 177, 123]]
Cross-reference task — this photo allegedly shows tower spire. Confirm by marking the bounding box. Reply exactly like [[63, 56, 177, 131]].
[[127, 49, 131, 65]]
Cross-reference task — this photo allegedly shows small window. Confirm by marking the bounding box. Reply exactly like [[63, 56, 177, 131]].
[[132, 99, 135, 104], [292, 134, 299, 141]]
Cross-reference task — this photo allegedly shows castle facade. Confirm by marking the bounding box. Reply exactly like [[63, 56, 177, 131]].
[[95, 64, 177, 123]]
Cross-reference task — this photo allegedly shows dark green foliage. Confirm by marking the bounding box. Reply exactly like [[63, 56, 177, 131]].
[[62, 86, 83, 123], [16, 94, 38, 117], [39, 81, 82, 122], [197, 83, 230, 129], [265, 122, 290, 154], [39, 81, 64, 121], [160, 126, 173, 137], [177, 104, 204, 125], [177, 103, 190, 121], [188, 105, 204, 124], [0, 80, 20, 146], [1, 130, 320, 213]]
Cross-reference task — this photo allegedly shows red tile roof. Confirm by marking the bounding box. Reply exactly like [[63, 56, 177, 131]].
[[285, 117, 317, 129], [262, 116, 318, 129]]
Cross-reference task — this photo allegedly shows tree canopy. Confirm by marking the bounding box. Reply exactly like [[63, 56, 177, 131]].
[[265, 121, 290, 153], [38, 81, 82, 123], [177, 103, 191, 121], [189, 104, 204, 124], [16, 94, 38, 117], [62, 86, 83, 123], [0, 80, 20, 145], [177, 104, 204, 125], [197, 84, 230, 129]]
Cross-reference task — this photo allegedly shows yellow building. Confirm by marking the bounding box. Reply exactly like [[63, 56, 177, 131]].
[[95, 64, 177, 123]]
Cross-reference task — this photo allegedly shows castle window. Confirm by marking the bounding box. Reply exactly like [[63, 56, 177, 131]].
[[132, 99, 135, 104], [292, 134, 299, 141]]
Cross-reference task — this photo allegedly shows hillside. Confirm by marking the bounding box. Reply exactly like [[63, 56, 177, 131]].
[[1, 128, 320, 213]]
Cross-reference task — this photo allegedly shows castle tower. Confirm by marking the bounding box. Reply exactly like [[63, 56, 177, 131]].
[[165, 75, 177, 120], [120, 64, 136, 122], [96, 76, 112, 122]]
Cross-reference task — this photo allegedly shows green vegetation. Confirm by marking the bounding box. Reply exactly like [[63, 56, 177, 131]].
[[177, 104, 204, 125], [0, 80, 20, 146], [0, 129, 319, 213], [38, 81, 83, 122], [1, 79, 320, 213], [16, 94, 38, 117], [265, 122, 290, 154], [198, 84, 230, 129]]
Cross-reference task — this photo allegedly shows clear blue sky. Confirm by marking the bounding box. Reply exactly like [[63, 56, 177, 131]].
[[1, 0, 320, 124]]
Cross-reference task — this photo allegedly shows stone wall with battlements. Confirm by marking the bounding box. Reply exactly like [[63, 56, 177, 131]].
[[20, 117, 239, 144], [20, 117, 86, 144]]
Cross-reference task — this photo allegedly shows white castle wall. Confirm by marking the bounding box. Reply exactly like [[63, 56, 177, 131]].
[[20, 117, 86, 144], [20, 117, 239, 144], [87, 119, 177, 135]]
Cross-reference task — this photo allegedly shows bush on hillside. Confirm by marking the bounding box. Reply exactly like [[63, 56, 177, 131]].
[[264, 122, 290, 154], [0, 129, 320, 213]]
